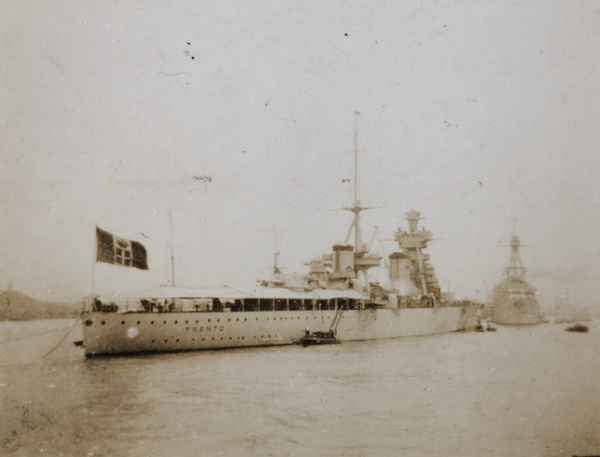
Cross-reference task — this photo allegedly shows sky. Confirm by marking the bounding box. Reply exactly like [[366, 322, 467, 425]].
[[1, 0, 599, 310]]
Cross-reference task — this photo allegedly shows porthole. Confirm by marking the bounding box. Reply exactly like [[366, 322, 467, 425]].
[[121, 321, 125, 325], [151, 321, 154, 325], [101, 321, 106, 325], [174, 321, 178, 324]]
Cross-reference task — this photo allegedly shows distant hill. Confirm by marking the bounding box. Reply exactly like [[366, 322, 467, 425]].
[[0, 288, 82, 321]]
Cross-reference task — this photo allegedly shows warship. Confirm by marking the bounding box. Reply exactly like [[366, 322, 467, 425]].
[[490, 234, 541, 325], [81, 127, 477, 356], [82, 208, 476, 356]]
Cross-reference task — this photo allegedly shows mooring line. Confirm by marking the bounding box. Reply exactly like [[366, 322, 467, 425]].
[[0, 326, 70, 345], [41, 318, 82, 358]]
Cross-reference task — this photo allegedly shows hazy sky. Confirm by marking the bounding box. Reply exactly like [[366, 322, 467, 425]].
[[1, 0, 599, 309]]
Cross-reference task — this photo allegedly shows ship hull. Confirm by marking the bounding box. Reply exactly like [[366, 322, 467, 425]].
[[82, 306, 476, 356], [490, 283, 541, 325], [491, 299, 541, 325]]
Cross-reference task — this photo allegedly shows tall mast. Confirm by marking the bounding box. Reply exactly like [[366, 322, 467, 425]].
[[344, 111, 366, 253], [354, 111, 358, 212], [169, 208, 175, 287], [341, 111, 382, 282]]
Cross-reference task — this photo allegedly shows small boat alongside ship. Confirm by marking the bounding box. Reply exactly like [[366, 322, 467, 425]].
[[490, 234, 541, 325]]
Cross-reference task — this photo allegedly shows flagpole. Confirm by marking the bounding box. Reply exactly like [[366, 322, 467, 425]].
[[169, 208, 175, 287], [89, 224, 98, 313], [91, 259, 97, 295]]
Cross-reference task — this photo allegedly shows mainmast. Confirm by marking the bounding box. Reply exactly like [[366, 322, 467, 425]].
[[342, 111, 381, 276], [343, 111, 368, 254], [300, 112, 381, 293]]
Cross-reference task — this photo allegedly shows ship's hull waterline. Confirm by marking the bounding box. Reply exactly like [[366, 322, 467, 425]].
[[492, 299, 541, 325], [82, 306, 475, 356]]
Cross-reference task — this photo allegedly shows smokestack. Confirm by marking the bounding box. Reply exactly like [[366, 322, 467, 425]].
[[331, 245, 355, 279]]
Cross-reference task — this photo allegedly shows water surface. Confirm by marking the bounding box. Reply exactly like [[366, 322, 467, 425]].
[[1, 319, 598, 456]]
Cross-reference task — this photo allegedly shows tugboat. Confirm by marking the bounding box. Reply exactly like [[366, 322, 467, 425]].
[[490, 234, 541, 325]]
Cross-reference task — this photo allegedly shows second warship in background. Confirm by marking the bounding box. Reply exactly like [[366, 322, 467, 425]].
[[490, 234, 541, 325]]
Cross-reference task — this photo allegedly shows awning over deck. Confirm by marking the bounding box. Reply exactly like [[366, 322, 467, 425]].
[[93, 285, 364, 302]]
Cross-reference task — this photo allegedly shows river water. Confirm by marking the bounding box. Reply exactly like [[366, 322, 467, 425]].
[[1, 318, 598, 457]]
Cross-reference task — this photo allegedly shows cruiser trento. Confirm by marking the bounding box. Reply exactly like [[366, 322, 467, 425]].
[[81, 126, 477, 356]]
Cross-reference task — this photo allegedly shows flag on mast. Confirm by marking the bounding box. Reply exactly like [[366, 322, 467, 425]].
[[96, 227, 148, 270]]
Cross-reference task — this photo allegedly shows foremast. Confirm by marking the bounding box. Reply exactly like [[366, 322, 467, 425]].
[[504, 235, 527, 282]]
